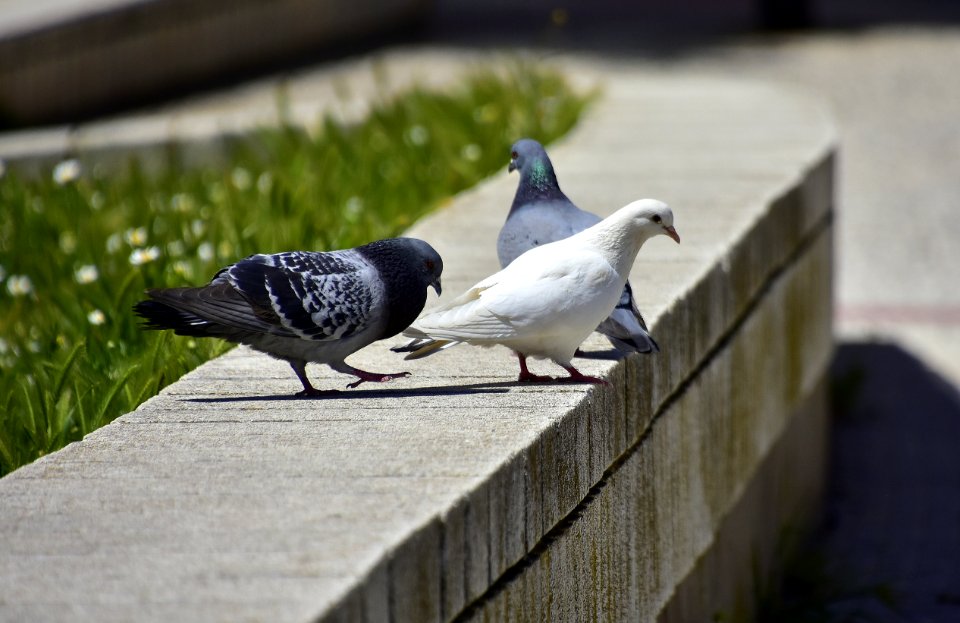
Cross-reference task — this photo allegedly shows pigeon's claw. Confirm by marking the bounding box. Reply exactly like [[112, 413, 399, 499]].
[[345, 369, 411, 389]]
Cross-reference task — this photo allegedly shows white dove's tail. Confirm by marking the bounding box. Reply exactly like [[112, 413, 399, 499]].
[[390, 332, 462, 360]]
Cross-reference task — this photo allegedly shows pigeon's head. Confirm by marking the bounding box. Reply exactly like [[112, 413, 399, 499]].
[[619, 199, 681, 244], [508, 138, 550, 174], [399, 238, 444, 296]]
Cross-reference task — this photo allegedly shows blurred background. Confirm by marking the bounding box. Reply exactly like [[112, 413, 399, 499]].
[[2, 0, 958, 620]]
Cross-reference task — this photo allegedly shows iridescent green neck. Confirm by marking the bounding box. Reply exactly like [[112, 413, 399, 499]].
[[511, 157, 565, 212]]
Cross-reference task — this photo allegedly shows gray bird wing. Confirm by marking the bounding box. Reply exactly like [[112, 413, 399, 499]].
[[220, 250, 378, 341], [595, 281, 660, 353], [497, 200, 601, 267]]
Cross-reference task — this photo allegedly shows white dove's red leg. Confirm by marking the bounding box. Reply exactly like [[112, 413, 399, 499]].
[[332, 363, 411, 389], [516, 352, 554, 383], [559, 364, 609, 386], [289, 360, 340, 397]]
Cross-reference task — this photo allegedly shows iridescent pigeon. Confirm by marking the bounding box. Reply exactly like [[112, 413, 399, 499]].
[[498, 138, 664, 355]]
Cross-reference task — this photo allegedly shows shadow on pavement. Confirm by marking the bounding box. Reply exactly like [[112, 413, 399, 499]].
[[788, 342, 960, 621]]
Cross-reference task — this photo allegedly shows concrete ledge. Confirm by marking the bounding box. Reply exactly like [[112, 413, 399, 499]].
[[0, 62, 836, 622], [0, 0, 429, 126]]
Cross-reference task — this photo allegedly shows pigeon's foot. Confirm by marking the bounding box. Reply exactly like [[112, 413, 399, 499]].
[[345, 369, 411, 389], [560, 365, 610, 386], [295, 387, 341, 398], [517, 370, 556, 383]]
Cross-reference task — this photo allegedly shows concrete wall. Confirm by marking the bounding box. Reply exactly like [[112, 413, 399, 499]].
[[0, 0, 428, 126], [0, 56, 836, 622]]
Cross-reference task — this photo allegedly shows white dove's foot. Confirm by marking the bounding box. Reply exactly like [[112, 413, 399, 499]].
[[346, 370, 411, 389], [560, 365, 610, 386], [515, 352, 554, 382]]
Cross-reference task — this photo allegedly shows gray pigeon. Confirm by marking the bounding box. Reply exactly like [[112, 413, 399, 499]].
[[134, 237, 443, 396], [498, 138, 662, 355]]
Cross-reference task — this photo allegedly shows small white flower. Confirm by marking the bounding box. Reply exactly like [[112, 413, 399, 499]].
[[87, 309, 106, 326], [75, 265, 99, 284], [172, 260, 192, 278], [257, 172, 273, 194], [53, 159, 82, 185], [406, 125, 429, 146], [166, 240, 185, 257], [344, 196, 364, 219], [170, 193, 195, 213], [28, 340, 41, 353], [106, 232, 123, 253], [6, 274, 33, 296], [197, 242, 214, 262], [129, 246, 160, 266], [124, 226, 148, 247], [461, 143, 482, 162], [191, 219, 206, 238], [231, 167, 252, 191]]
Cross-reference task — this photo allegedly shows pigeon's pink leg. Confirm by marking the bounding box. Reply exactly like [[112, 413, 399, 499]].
[[342, 366, 411, 389], [516, 352, 554, 383], [559, 364, 610, 386], [289, 360, 340, 397]]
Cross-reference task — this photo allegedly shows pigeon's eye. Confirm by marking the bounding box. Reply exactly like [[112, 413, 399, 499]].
[[511, 151, 518, 160], [652, 214, 662, 224], [425, 260, 435, 271]]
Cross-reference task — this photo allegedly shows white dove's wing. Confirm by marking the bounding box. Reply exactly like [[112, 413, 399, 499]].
[[410, 246, 620, 343]]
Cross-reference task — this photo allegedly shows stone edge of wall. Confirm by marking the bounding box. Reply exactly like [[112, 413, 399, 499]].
[[0, 0, 430, 125]]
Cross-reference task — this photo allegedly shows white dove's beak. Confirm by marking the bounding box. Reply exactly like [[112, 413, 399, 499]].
[[664, 226, 680, 244]]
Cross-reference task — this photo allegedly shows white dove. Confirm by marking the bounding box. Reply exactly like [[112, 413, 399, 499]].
[[397, 199, 679, 384]]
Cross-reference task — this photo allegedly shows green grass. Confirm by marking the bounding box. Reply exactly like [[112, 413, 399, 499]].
[[0, 64, 592, 476]]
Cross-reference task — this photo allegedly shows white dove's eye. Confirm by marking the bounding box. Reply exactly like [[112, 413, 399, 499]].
[[652, 214, 662, 224]]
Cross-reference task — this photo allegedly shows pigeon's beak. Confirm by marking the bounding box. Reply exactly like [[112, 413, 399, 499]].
[[508, 160, 517, 173], [431, 278, 442, 296], [664, 226, 680, 244]]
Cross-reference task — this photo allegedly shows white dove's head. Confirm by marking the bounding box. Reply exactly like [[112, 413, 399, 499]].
[[617, 199, 681, 244]]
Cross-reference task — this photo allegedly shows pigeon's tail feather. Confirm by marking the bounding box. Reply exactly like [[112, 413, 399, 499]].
[[133, 298, 221, 337], [596, 306, 660, 354], [134, 284, 279, 340]]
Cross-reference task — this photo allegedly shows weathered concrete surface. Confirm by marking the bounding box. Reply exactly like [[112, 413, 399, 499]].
[[0, 48, 495, 175], [0, 58, 835, 622], [0, 0, 429, 126]]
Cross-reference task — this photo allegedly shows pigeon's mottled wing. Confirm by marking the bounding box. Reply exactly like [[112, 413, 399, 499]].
[[223, 251, 377, 341]]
